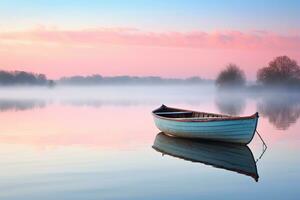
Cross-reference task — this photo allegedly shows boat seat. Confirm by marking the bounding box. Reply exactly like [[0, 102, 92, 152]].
[[176, 117, 223, 120], [154, 112, 193, 115]]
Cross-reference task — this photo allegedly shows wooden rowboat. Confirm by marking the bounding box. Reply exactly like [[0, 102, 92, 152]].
[[152, 105, 259, 144], [152, 132, 259, 181]]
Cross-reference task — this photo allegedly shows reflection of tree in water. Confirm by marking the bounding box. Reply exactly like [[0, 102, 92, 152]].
[[0, 99, 46, 112], [215, 94, 246, 116], [257, 95, 300, 130]]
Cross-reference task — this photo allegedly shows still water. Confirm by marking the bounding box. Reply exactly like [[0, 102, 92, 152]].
[[0, 86, 299, 199]]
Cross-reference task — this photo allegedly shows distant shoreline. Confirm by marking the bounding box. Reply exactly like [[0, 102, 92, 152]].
[[0, 70, 213, 86]]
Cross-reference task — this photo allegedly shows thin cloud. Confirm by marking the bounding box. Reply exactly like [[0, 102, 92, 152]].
[[0, 27, 299, 50]]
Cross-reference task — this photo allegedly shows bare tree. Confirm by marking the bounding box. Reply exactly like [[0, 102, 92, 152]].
[[216, 64, 246, 88], [257, 56, 300, 86]]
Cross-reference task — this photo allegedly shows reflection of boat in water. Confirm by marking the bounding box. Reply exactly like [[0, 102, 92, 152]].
[[152, 105, 259, 144], [152, 133, 259, 181]]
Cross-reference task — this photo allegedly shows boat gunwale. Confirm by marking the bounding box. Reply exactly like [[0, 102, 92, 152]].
[[152, 105, 259, 122]]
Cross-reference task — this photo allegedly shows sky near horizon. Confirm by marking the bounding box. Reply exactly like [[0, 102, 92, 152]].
[[0, 0, 299, 79]]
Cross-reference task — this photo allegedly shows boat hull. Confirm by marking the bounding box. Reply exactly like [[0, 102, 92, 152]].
[[153, 113, 258, 144]]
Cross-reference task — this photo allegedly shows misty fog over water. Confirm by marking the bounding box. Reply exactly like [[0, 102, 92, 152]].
[[0, 85, 299, 130]]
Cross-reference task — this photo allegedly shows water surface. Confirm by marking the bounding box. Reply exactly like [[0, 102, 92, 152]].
[[0, 86, 299, 199]]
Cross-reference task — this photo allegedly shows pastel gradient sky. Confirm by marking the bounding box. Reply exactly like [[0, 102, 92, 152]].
[[0, 0, 299, 79]]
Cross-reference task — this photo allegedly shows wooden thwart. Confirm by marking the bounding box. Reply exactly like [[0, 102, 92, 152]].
[[154, 111, 193, 115]]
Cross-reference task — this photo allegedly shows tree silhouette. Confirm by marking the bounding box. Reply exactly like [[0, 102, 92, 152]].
[[257, 56, 300, 87], [216, 64, 246, 88]]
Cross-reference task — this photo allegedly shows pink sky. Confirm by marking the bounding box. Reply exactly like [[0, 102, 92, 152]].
[[0, 27, 299, 79]]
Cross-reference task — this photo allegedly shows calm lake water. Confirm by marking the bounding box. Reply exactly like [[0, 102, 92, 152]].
[[0, 86, 299, 199]]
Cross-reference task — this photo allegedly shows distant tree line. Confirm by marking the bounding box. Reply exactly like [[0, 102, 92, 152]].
[[58, 75, 211, 85], [216, 56, 300, 90], [0, 70, 211, 86], [2, 55, 298, 88], [0, 70, 54, 86]]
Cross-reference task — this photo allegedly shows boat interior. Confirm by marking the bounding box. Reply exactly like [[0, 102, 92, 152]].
[[153, 105, 228, 119]]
